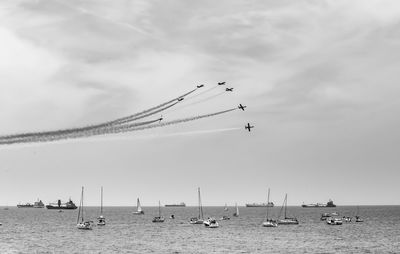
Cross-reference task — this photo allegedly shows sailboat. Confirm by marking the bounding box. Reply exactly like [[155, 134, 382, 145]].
[[97, 186, 105, 226], [224, 203, 228, 211], [133, 198, 144, 215], [76, 186, 93, 230], [262, 188, 277, 227], [233, 203, 239, 217], [355, 206, 363, 222], [152, 201, 165, 223], [190, 187, 204, 224], [277, 194, 299, 225]]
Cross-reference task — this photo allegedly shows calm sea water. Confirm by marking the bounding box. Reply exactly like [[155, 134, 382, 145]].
[[0, 206, 399, 253]]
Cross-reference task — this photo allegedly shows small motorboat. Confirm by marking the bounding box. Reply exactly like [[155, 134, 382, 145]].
[[277, 218, 299, 225], [77, 221, 93, 230], [170, 214, 175, 219], [152, 216, 165, 223], [342, 216, 352, 222], [220, 215, 230, 220], [355, 216, 363, 222], [204, 218, 219, 228], [190, 217, 204, 224], [321, 212, 339, 221], [97, 215, 106, 226], [262, 219, 278, 227], [326, 217, 343, 225]]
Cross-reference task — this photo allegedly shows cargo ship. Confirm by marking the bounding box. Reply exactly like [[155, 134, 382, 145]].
[[165, 202, 186, 207], [245, 202, 274, 207], [302, 199, 336, 208], [46, 199, 77, 210], [17, 199, 45, 208]]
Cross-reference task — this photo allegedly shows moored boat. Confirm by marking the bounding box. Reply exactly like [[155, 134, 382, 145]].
[[76, 187, 93, 230], [262, 188, 277, 227], [204, 218, 219, 228], [165, 202, 186, 207], [152, 201, 165, 223], [277, 194, 299, 225], [246, 202, 274, 207], [133, 198, 144, 215], [46, 199, 77, 210], [189, 187, 204, 224], [302, 199, 336, 208], [233, 203, 239, 217], [97, 187, 106, 226], [326, 217, 343, 225]]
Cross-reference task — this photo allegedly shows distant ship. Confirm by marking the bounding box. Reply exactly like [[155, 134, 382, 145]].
[[46, 199, 77, 210], [17, 199, 44, 208], [165, 202, 186, 207], [302, 199, 336, 208], [246, 202, 274, 207]]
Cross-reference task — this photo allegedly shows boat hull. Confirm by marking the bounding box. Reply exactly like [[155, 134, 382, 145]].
[[46, 205, 77, 210]]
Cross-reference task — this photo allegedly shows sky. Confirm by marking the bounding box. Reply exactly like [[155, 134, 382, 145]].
[[0, 0, 400, 206]]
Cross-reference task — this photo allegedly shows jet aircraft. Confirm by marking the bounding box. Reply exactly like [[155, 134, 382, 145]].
[[238, 104, 246, 111], [245, 123, 254, 132]]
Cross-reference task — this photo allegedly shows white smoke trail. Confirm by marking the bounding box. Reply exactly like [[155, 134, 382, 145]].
[[0, 89, 196, 142], [0, 107, 238, 145]]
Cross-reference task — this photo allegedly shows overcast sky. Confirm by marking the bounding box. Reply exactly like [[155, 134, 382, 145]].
[[1, 0, 399, 206]]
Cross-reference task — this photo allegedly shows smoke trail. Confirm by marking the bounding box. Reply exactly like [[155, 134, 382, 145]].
[[94, 108, 238, 136], [0, 118, 161, 145], [0, 88, 196, 142], [0, 107, 238, 145]]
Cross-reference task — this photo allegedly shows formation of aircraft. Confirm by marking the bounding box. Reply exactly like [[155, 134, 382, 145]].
[[218, 82, 226, 85], [245, 123, 254, 132], [197, 84, 204, 88], [238, 104, 246, 111], [225, 88, 233, 92]]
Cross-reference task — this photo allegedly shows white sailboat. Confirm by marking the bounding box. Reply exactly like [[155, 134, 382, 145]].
[[262, 188, 277, 227], [152, 201, 165, 223], [233, 203, 239, 217], [277, 194, 299, 225], [97, 186, 105, 226], [224, 203, 228, 211], [133, 198, 144, 215], [190, 187, 204, 224], [76, 187, 93, 230]]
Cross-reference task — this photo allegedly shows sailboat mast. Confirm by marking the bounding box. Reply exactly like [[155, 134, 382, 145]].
[[81, 187, 84, 222], [100, 186, 103, 215], [284, 194, 287, 219], [267, 189, 270, 219], [158, 200, 161, 217]]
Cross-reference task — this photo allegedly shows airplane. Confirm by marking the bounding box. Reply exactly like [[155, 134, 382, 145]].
[[218, 82, 226, 85], [158, 115, 163, 123], [238, 104, 246, 111], [197, 84, 204, 88], [178, 97, 184, 101], [245, 123, 254, 132], [226, 88, 233, 92]]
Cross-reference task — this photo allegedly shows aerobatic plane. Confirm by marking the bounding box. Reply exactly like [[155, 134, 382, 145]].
[[226, 88, 233, 92], [218, 82, 226, 85], [197, 84, 204, 88], [158, 115, 163, 123], [245, 123, 254, 132], [178, 97, 184, 101], [238, 104, 246, 111]]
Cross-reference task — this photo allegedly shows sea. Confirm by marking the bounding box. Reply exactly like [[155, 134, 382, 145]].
[[0, 206, 399, 253]]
